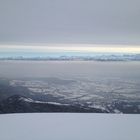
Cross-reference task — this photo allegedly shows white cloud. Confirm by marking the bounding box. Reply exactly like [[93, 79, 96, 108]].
[[0, 44, 140, 53]]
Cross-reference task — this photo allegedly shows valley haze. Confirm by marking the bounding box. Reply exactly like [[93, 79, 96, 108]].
[[0, 60, 140, 114]]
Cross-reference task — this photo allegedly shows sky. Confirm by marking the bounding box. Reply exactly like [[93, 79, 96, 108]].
[[0, 0, 140, 45], [1, 44, 140, 53]]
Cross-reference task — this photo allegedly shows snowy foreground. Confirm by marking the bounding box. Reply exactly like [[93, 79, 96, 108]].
[[0, 113, 140, 140]]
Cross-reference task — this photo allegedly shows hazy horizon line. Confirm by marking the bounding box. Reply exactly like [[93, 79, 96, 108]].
[[0, 44, 140, 54]]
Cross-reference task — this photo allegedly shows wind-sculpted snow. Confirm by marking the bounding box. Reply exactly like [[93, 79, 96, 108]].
[[0, 113, 140, 140]]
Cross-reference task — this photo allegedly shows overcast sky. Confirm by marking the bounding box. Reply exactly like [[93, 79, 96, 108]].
[[0, 0, 140, 45]]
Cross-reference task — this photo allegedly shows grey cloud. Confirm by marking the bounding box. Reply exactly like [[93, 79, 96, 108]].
[[0, 0, 140, 45]]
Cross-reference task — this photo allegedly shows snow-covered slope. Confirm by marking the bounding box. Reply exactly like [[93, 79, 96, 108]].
[[0, 113, 140, 140]]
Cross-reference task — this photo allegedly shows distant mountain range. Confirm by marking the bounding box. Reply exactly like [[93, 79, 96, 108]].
[[0, 54, 140, 61]]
